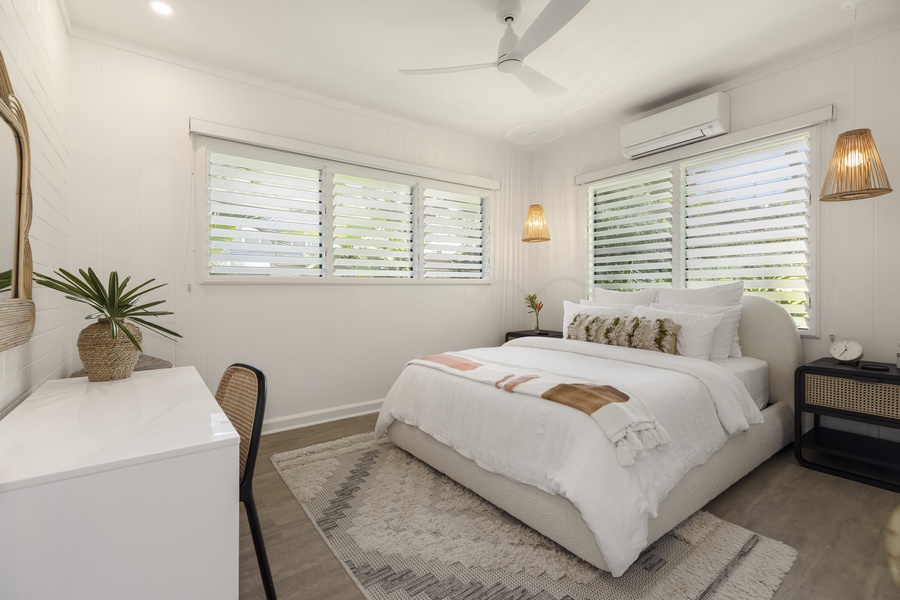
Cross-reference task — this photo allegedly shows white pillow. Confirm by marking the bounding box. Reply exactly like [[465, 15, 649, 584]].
[[585, 288, 657, 306], [563, 301, 631, 336], [655, 281, 744, 307], [651, 303, 742, 359], [632, 305, 723, 360]]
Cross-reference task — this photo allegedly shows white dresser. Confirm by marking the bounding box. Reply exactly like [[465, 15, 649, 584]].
[[0, 366, 240, 599]]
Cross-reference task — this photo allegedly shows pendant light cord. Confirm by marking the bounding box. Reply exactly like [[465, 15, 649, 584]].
[[852, 8, 857, 129]]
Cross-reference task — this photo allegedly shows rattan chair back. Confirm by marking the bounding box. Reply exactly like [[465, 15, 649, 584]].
[[215, 364, 265, 483]]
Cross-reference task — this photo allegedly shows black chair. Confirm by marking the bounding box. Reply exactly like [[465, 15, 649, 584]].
[[215, 363, 277, 600]]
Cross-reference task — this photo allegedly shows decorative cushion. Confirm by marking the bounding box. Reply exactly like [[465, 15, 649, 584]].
[[584, 288, 657, 307], [651, 302, 743, 359], [655, 281, 744, 307], [566, 312, 680, 355], [632, 306, 723, 360], [562, 301, 631, 333]]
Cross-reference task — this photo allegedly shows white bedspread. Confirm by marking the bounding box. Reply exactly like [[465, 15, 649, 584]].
[[375, 337, 763, 576]]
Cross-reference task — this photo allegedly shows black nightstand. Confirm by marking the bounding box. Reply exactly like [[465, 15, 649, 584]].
[[505, 330, 563, 343], [794, 357, 900, 492]]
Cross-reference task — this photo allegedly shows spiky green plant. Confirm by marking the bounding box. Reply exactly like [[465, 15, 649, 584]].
[[0, 269, 10, 294], [34, 267, 182, 351], [524, 293, 543, 332]]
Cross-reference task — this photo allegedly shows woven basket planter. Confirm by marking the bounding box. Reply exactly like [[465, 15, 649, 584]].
[[77, 319, 142, 382]]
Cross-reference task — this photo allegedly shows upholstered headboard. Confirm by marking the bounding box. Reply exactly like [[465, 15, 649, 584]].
[[737, 295, 803, 407]]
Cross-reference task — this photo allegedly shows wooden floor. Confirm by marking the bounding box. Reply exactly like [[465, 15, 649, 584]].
[[239, 413, 899, 599]]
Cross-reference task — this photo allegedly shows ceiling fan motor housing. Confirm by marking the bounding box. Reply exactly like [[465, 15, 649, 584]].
[[496, 0, 522, 24]]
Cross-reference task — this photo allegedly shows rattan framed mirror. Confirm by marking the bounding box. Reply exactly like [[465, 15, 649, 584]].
[[0, 48, 35, 352]]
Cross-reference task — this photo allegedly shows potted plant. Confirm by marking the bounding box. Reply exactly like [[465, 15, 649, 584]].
[[35, 268, 182, 382], [524, 293, 543, 334]]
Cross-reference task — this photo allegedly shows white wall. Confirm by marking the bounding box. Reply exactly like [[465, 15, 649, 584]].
[[530, 23, 900, 366], [69, 33, 532, 431], [0, 0, 71, 415]]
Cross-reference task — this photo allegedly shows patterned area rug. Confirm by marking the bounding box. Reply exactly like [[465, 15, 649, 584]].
[[272, 433, 796, 600]]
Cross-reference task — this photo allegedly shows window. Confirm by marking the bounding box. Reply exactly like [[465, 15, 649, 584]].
[[422, 188, 486, 279], [207, 150, 324, 277], [589, 132, 813, 330], [332, 173, 414, 278], [198, 139, 490, 282], [589, 169, 674, 290]]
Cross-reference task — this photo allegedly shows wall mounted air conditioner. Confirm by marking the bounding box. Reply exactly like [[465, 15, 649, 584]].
[[620, 92, 731, 159]]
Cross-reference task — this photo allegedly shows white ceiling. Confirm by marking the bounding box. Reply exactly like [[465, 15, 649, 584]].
[[65, 0, 900, 144]]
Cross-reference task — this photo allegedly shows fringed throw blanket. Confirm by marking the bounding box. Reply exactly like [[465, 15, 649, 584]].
[[412, 353, 670, 466]]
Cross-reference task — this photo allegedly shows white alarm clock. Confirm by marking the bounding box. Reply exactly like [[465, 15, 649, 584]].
[[830, 338, 863, 363]]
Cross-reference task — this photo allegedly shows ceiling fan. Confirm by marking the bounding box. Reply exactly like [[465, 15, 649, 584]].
[[400, 0, 591, 98]]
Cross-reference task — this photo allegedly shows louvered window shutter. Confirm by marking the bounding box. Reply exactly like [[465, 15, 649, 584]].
[[423, 188, 486, 279], [207, 151, 324, 277], [683, 135, 811, 328], [332, 173, 414, 278], [589, 169, 674, 290]]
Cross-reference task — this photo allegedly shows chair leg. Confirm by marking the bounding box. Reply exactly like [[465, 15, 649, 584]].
[[243, 489, 277, 600]]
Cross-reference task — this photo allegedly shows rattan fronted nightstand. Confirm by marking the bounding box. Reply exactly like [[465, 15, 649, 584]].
[[795, 358, 900, 492]]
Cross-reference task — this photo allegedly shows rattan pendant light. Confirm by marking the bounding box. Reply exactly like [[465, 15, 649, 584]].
[[522, 132, 550, 242], [820, 1, 892, 202]]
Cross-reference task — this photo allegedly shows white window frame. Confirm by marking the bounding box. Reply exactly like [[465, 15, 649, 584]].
[[193, 135, 492, 284], [586, 127, 820, 336]]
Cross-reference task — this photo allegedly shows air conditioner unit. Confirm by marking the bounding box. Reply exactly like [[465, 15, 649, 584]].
[[620, 92, 731, 159]]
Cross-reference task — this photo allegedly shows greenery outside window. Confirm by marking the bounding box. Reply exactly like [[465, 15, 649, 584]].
[[589, 131, 814, 330], [198, 139, 490, 282]]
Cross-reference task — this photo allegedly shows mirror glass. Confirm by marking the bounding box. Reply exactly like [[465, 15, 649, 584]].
[[0, 121, 16, 299]]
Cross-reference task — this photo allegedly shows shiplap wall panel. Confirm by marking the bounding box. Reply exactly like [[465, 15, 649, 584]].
[[826, 39, 878, 358], [872, 32, 900, 363], [170, 66, 208, 382], [257, 286, 289, 418], [387, 122, 405, 162], [0, 0, 71, 413], [203, 285, 236, 390], [284, 96, 309, 142], [420, 131, 437, 169], [369, 118, 388, 158], [136, 57, 177, 362], [70, 36, 519, 429], [231, 82, 261, 132], [350, 112, 369, 154], [404, 128, 421, 165], [330, 107, 352, 150], [306, 102, 330, 146], [100, 47, 142, 275]]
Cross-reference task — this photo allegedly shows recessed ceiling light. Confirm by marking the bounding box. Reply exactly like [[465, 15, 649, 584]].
[[149, 1, 174, 16]]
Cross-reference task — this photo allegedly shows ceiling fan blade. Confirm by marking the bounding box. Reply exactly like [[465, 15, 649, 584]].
[[508, 0, 591, 61], [400, 62, 497, 75], [513, 65, 566, 98]]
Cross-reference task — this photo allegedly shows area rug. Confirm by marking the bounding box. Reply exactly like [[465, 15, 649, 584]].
[[272, 433, 796, 600]]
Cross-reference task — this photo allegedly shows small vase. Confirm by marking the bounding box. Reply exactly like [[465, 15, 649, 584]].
[[534, 314, 541, 334], [77, 318, 142, 382]]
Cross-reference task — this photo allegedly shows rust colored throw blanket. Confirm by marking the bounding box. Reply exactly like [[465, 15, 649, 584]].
[[413, 353, 670, 466], [542, 383, 630, 414]]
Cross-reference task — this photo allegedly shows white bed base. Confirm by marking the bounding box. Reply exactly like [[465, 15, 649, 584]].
[[387, 295, 803, 572]]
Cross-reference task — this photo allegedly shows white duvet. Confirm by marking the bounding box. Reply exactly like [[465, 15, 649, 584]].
[[375, 337, 763, 576]]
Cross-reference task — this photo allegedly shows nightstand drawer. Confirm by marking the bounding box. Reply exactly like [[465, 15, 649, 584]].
[[804, 373, 900, 421]]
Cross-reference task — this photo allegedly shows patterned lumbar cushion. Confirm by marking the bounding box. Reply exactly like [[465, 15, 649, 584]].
[[566, 313, 680, 354]]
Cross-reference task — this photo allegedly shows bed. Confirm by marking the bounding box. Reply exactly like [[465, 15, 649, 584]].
[[375, 294, 802, 576]]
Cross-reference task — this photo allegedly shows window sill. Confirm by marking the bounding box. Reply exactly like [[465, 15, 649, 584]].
[[198, 277, 492, 286]]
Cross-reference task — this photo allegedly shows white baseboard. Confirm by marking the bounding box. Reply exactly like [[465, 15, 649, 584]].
[[261, 398, 384, 435]]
